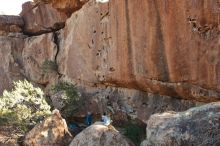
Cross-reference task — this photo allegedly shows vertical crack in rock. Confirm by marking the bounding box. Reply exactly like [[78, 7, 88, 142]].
[[53, 31, 62, 77]]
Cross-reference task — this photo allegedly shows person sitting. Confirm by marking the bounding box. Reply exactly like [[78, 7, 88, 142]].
[[85, 111, 93, 126], [101, 112, 118, 132], [101, 112, 111, 126]]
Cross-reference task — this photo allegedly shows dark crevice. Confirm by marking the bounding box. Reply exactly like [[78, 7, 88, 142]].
[[23, 23, 65, 37], [53, 32, 62, 77]]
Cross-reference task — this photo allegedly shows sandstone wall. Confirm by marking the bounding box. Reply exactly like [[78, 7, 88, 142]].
[[58, 0, 220, 102]]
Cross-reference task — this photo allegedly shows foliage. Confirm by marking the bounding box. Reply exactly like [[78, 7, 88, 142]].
[[0, 80, 51, 132], [52, 82, 83, 118], [122, 121, 145, 146], [42, 60, 58, 73]]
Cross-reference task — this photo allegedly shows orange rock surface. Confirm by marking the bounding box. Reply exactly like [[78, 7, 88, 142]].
[[58, 0, 220, 102]]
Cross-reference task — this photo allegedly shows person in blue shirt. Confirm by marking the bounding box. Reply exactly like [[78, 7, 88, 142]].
[[86, 112, 93, 126]]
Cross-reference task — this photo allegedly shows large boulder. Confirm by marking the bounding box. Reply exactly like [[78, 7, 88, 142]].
[[33, 0, 89, 16], [146, 102, 220, 146], [20, 2, 67, 35], [69, 122, 134, 146], [0, 15, 24, 35], [24, 110, 72, 146], [22, 33, 58, 84], [57, 0, 220, 102]]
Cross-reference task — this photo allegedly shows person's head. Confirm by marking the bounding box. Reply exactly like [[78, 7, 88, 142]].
[[103, 112, 106, 116]]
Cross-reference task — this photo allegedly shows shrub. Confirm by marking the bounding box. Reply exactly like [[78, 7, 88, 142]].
[[0, 80, 51, 132], [42, 60, 58, 73], [52, 82, 83, 118], [122, 121, 145, 146]]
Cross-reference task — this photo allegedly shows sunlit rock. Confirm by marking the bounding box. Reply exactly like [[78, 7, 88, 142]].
[[146, 102, 220, 146], [24, 110, 72, 146], [69, 122, 134, 146]]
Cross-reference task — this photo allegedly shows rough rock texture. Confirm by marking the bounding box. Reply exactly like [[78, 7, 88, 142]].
[[0, 126, 20, 146], [50, 91, 67, 111], [57, 0, 220, 102], [20, 2, 67, 35], [33, 0, 89, 16], [70, 83, 202, 123], [0, 35, 25, 94], [69, 122, 134, 146], [146, 102, 220, 146], [0, 15, 24, 35], [24, 110, 72, 146], [22, 33, 58, 84]]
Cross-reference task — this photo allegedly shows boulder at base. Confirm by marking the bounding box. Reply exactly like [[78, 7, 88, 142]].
[[146, 102, 220, 146], [24, 110, 72, 146], [69, 122, 134, 146]]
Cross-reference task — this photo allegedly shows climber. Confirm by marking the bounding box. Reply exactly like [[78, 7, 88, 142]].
[[85, 111, 93, 126]]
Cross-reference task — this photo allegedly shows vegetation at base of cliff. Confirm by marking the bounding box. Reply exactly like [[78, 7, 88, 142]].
[[52, 81, 83, 118], [42, 60, 58, 73], [120, 121, 146, 146], [0, 80, 51, 133]]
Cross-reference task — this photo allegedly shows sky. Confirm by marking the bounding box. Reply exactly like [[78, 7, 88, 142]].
[[0, 0, 32, 15]]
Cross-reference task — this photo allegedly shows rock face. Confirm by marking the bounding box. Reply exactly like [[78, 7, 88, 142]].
[[0, 0, 219, 135], [69, 122, 134, 146], [24, 110, 72, 146], [0, 35, 24, 94], [57, 0, 220, 102], [76, 84, 202, 123], [22, 33, 58, 84], [146, 102, 220, 146], [20, 2, 67, 35], [0, 15, 24, 35]]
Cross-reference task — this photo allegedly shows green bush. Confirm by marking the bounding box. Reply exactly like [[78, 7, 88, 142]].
[[0, 80, 51, 132], [123, 121, 145, 146], [52, 82, 83, 118], [42, 60, 58, 73]]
